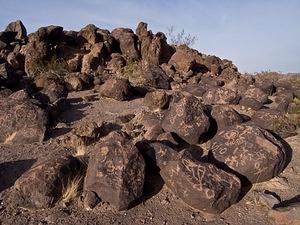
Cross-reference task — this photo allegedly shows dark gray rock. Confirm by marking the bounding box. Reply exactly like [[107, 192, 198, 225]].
[[84, 131, 145, 210], [210, 124, 287, 183], [162, 94, 210, 145]]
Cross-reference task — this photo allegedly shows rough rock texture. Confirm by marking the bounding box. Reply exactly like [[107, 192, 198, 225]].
[[239, 97, 264, 110], [5, 20, 27, 40], [128, 61, 170, 93], [12, 155, 84, 209], [202, 87, 240, 105], [251, 109, 297, 138], [211, 105, 244, 130], [160, 150, 241, 214], [243, 86, 269, 104], [99, 77, 132, 101], [210, 124, 287, 183], [0, 94, 48, 144], [144, 89, 169, 111], [84, 131, 145, 210], [162, 94, 210, 145], [111, 28, 140, 61]]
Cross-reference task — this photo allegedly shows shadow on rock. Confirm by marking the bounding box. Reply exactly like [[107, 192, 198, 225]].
[[269, 131, 293, 170], [0, 159, 37, 192]]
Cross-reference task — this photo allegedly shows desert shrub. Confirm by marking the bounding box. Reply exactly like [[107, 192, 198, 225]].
[[30, 55, 71, 78], [166, 26, 197, 47]]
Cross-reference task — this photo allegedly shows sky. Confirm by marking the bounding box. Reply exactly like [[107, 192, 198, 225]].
[[0, 0, 299, 73]]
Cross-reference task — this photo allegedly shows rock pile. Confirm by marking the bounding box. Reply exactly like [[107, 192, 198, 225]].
[[0, 20, 298, 215]]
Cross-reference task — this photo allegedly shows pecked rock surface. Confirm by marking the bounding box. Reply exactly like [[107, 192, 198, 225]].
[[160, 149, 241, 214], [209, 124, 287, 183], [83, 131, 145, 211], [0, 90, 48, 144]]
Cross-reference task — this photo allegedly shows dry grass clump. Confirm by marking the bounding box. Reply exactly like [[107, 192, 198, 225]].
[[61, 173, 84, 204]]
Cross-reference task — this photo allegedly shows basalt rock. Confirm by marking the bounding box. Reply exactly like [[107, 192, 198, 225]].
[[160, 150, 241, 214], [84, 131, 145, 210], [111, 28, 140, 61], [0, 94, 48, 144], [210, 124, 287, 183], [202, 87, 240, 105], [251, 109, 297, 138], [162, 94, 210, 145], [12, 155, 84, 209], [144, 89, 169, 111], [243, 86, 269, 104], [99, 77, 133, 101], [211, 105, 243, 130], [5, 20, 27, 41], [127, 61, 170, 94]]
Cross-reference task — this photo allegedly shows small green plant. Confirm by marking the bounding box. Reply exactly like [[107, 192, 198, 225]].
[[166, 26, 198, 47]]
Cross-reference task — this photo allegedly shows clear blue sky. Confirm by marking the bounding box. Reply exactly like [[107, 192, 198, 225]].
[[0, 0, 299, 73]]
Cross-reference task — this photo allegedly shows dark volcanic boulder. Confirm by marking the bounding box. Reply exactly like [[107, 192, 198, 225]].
[[5, 20, 27, 40], [239, 97, 264, 110], [202, 87, 240, 105], [127, 61, 170, 94], [99, 77, 132, 101], [0, 95, 48, 144], [84, 131, 145, 211], [111, 28, 140, 61], [211, 105, 243, 130], [243, 86, 269, 104], [162, 94, 210, 145], [144, 89, 169, 111], [210, 124, 287, 183], [13, 155, 84, 209], [160, 150, 241, 214], [251, 109, 297, 138]]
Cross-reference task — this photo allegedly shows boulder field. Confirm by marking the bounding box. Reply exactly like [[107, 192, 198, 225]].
[[0, 20, 299, 222]]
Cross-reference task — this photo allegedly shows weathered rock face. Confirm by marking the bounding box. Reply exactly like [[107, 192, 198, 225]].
[[81, 42, 107, 73], [111, 28, 140, 61], [128, 61, 170, 93], [211, 105, 243, 130], [99, 77, 132, 101], [84, 131, 145, 210], [202, 87, 240, 105], [162, 94, 210, 144], [239, 97, 263, 110], [13, 155, 84, 209], [136, 22, 174, 65], [64, 72, 91, 91], [77, 24, 102, 45], [144, 89, 169, 111], [23, 25, 63, 76], [168, 46, 198, 73], [0, 94, 48, 144], [160, 150, 241, 214], [0, 62, 21, 88], [243, 86, 269, 104], [106, 53, 126, 74], [251, 109, 297, 138], [210, 124, 287, 183], [5, 20, 27, 41]]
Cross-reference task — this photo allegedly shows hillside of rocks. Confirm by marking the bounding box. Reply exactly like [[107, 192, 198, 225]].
[[0, 20, 300, 225]]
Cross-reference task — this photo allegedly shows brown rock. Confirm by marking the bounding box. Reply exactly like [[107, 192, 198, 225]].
[[211, 105, 243, 130], [99, 77, 132, 101], [160, 150, 241, 214], [202, 87, 240, 105], [162, 94, 210, 145], [144, 89, 169, 111], [111, 28, 140, 61], [5, 20, 27, 40], [0, 95, 48, 144], [243, 86, 269, 104], [13, 155, 84, 209], [239, 97, 264, 110], [81, 43, 106, 73], [210, 124, 287, 183], [251, 109, 297, 138], [84, 131, 145, 210]]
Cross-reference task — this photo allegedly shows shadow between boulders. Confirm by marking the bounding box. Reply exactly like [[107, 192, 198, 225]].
[[267, 131, 293, 170], [128, 171, 164, 209], [274, 194, 300, 209], [0, 159, 36, 192], [45, 127, 72, 140]]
